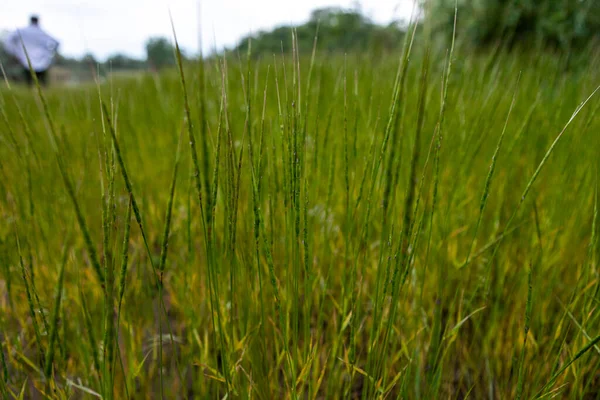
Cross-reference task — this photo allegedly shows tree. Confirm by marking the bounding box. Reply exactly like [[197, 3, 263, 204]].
[[145, 37, 176, 70], [232, 7, 405, 57], [105, 53, 145, 70], [81, 53, 97, 66], [426, 0, 600, 51]]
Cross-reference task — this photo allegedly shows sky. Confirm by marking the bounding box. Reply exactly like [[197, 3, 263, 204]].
[[1, 0, 413, 61]]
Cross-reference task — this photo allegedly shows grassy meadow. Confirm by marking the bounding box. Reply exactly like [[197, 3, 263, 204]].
[[1, 31, 600, 399]]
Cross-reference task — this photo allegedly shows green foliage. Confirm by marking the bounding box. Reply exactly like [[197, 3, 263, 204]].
[[233, 7, 405, 57], [104, 53, 146, 70], [145, 37, 177, 70], [427, 0, 600, 50]]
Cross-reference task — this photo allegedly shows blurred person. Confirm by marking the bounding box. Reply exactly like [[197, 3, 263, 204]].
[[3, 15, 59, 86]]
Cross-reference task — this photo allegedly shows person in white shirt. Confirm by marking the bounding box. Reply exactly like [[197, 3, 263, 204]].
[[4, 15, 60, 86]]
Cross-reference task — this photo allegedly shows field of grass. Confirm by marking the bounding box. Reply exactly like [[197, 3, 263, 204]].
[[1, 31, 600, 399]]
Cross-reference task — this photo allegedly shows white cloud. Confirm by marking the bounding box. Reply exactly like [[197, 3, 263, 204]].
[[1, 0, 413, 61]]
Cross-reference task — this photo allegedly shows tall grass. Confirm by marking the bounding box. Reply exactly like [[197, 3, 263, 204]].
[[1, 26, 600, 399]]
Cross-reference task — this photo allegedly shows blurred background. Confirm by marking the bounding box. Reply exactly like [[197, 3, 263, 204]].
[[1, 0, 599, 85]]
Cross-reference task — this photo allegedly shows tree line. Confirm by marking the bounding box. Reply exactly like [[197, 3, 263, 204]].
[[54, 37, 180, 71], [2, 2, 598, 82], [0, 36, 180, 82], [232, 7, 405, 57], [233, 2, 600, 58]]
